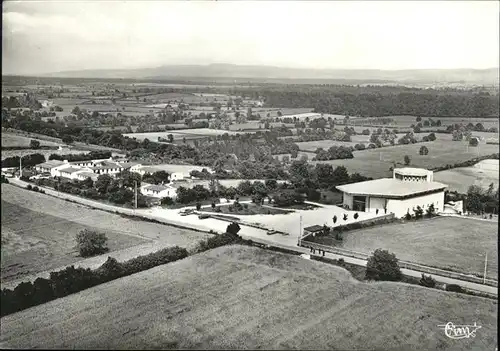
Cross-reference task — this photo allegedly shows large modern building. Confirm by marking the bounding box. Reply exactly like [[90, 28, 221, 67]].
[[336, 168, 447, 218]]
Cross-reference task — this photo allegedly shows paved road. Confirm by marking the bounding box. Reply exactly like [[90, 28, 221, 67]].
[[3, 178, 498, 296]]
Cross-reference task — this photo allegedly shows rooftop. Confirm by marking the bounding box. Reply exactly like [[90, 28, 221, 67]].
[[37, 160, 66, 169], [394, 167, 430, 176], [76, 171, 99, 179], [336, 178, 447, 198], [59, 166, 82, 174]]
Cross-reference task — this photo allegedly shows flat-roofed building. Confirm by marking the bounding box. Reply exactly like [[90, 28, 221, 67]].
[[336, 168, 447, 218]]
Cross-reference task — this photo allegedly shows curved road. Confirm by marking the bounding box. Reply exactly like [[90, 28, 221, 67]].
[[4, 178, 498, 296]]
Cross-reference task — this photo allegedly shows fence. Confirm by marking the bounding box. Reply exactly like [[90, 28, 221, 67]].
[[299, 241, 498, 288]]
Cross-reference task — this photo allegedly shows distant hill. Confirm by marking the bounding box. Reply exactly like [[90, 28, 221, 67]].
[[40, 64, 499, 86]]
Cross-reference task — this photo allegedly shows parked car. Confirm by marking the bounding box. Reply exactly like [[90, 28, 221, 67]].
[[198, 214, 210, 219], [266, 230, 278, 235]]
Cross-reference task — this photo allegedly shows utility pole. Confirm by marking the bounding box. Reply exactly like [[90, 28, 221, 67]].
[[19, 156, 22, 179], [298, 214, 303, 247], [134, 181, 138, 209], [483, 253, 488, 285]]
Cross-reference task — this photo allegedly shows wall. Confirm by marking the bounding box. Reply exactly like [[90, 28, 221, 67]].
[[367, 197, 386, 213], [386, 191, 445, 218], [342, 193, 353, 209]]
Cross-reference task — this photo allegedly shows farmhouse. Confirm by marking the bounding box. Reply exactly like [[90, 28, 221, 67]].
[[141, 184, 177, 199], [336, 168, 447, 218]]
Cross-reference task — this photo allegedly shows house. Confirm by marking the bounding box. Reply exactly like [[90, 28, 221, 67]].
[[141, 184, 177, 199], [41, 100, 54, 108], [75, 171, 100, 182], [130, 165, 163, 176], [88, 160, 123, 176], [35, 160, 66, 176], [336, 168, 447, 218]]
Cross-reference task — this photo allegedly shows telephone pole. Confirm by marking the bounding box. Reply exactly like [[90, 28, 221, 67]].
[[19, 156, 22, 179], [134, 181, 138, 209], [483, 253, 488, 285], [298, 214, 303, 247]]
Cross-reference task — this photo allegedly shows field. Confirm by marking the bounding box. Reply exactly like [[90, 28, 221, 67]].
[[1, 133, 62, 148], [124, 128, 241, 142], [0, 184, 210, 282], [312, 139, 500, 178], [349, 115, 499, 129], [314, 216, 498, 279], [0, 245, 496, 350], [434, 159, 499, 193]]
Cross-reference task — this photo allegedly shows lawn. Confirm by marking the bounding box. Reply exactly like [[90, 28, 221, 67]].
[[0, 184, 210, 282], [312, 139, 500, 178], [0, 245, 496, 350], [434, 159, 499, 193], [1, 133, 62, 148], [312, 216, 498, 279]]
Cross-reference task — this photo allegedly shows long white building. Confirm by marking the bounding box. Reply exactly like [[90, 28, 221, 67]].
[[336, 168, 447, 218]]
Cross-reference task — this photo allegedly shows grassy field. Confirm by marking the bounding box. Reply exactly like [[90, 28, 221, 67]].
[[124, 128, 241, 142], [1, 133, 62, 148], [0, 184, 210, 282], [312, 139, 500, 178], [204, 203, 291, 216], [313, 216, 498, 279], [434, 159, 499, 193], [0, 245, 496, 350]]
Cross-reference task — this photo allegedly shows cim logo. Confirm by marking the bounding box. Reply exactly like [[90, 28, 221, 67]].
[[438, 322, 482, 340]]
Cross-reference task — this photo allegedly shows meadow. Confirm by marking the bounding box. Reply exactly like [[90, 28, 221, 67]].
[[312, 139, 500, 178], [328, 217, 498, 279], [1, 133, 62, 148], [433, 159, 499, 193], [124, 128, 240, 142], [0, 184, 210, 282], [0, 245, 496, 350]]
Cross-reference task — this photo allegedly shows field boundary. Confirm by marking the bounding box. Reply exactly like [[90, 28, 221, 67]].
[[299, 241, 498, 287]]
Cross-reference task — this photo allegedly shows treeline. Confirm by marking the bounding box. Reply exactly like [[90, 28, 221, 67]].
[[49, 151, 112, 162], [2, 153, 46, 168], [243, 88, 499, 117]]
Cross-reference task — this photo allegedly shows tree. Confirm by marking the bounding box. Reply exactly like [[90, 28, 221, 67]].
[[419, 274, 436, 288], [167, 134, 174, 143], [76, 229, 108, 257], [62, 135, 74, 144], [332, 165, 350, 185], [416, 116, 422, 122], [196, 202, 201, 211], [366, 249, 402, 281], [95, 174, 114, 194], [419, 145, 429, 155], [332, 215, 337, 224], [425, 204, 436, 217], [30, 139, 41, 149], [404, 155, 411, 165], [353, 212, 359, 220], [469, 138, 479, 146], [226, 222, 241, 235], [161, 196, 174, 206], [428, 132, 436, 141], [414, 206, 424, 219]]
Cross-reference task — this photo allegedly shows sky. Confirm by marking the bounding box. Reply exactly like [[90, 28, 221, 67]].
[[2, 1, 499, 75]]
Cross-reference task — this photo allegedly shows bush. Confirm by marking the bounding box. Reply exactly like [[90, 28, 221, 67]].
[[226, 222, 241, 235], [366, 249, 402, 281], [26, 184, 32, 190], [161, 197, 174, 206], [419, 274, 436, 288], [353, 212, 359, 220], [419, 146, 429, 155], [1, 175, 9, 183], [76, 229, 109, 257], [469, 138, 479, 147], [332, 215, 337, 224], [405, 211, 412, 220], [426, 204, 436, 217], [414, 206, 424, 219], [445, 284, 464, 293]]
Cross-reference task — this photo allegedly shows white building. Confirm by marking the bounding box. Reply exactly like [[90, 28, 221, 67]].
[[336, 168, 447, 218], [141, 184, 177, 199], [35, 160, 66, 176]]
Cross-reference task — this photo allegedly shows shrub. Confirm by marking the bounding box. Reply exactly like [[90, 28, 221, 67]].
[[419, 274, 436, 288], [226, 222, 241, 235], [404, 155, 411, 165], [95, 257, 125, 282], [426, 204, 436, 217], [419, 146, 429, 155], [30, 139, 41, 149], [161, 197, 174, 206], [196, 202, 202, 211], [26, 184, 32, 190], [343, 213, 348, 221], [414, 206, 424, 219], [405, 211, 412, 220], [353, 212, 359, 220], [366, 249, 402, 281], [76, 229, 109, 257], [445, 284, 464, 293], [469, 138, 479, 147], [332, 215, 337, 224]]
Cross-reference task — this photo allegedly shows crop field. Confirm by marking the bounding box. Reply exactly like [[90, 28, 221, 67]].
[[125, 128, 242, 142], [1, 133, 62, 148], [0, 245, 496, 350], [336, 216, 498, 279], [434, 159, 499, 193], [0, 184, 210, 282], [312, 139, 500, 178]]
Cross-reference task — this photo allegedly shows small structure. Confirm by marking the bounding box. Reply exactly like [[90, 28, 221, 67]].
[[141, 184, 177, 199], [336, 168, 447, 218], [303, 225, 325, 238]]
